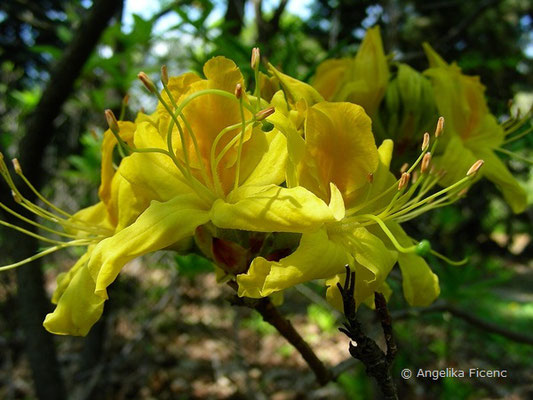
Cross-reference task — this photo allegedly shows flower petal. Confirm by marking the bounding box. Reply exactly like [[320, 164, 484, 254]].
[[43, 252, 104, 336], [211, 184, 340, 233], [268, 63, 324, 106], [237, 229, 352, 298], [311, 58, 352, 101], [88, 193, 210, 298], [300, 102, 379, 205], [378, 222, 440, 306], [475, 148, 527, 214], [98, 121, 136, 205], [336, 26, 389, 116], [330, 226, 397, 305]]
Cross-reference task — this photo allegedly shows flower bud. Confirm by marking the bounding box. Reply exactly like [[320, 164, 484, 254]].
[[138, 72, 157, 93], [12, 158, 22, 175], [466, 159, 484, 176], [255, 106, 275, 121], [398, 172, 411, 190], [104, 109, 119, 133], [421, 152, 432, 174], [434, 116, 444, 138], [234, 83, 243, 99], [251, 47, 260, 70], [421, 132, 430, 151], [161, 65, 169, 85]]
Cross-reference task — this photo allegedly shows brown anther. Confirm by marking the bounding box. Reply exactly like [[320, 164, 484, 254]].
[[251, 47, 260, 70], [412, 170, 419, 184], [367, 172, 374, 184], [137, 72, 156, 93], [434, 116, 444, 138], [421, 152, 432, 174], [12, 158, 22, 175], [422, 132, 430, 151], [234, 83, 243, 99], [11, 190, 22, 203], [398, 172, 411, 190], [255, 106, 275, 121], [466, 159, 484, 176], [104, 109, 119, 133], [400, 163, 409, 174], [161, 65, 169, 85], [122, 94, 129, 105]]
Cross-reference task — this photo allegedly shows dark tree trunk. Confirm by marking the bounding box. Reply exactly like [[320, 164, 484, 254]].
[[0, 1, 123, 399]]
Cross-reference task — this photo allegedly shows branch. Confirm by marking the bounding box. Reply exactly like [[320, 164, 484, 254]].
[[392, 301, 533, 346], [337, 267, 399, 400], [227, 282, 332, 385]]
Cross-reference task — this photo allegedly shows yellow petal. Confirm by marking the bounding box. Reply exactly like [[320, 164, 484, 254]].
[[267, 108, 306, 187], [68, 201, 113, 236], [51, 250, 91, 304], [347, 139, 397, 214], [475, 148, 527, 214], [378, 222, 440, 306], [326, 276, 392, 311], [422, 42, 449, 68], [211, 184, 340, 233], [43, 255, 104, 336], [157, 72, 201, 136], [433, 135, 478, 186], [121, 123, 190, 202], [237, 229, 352, 298], [331, 226, 397, 304], [107, 171, 152, 231], [300, 102, 379, 205], [311, 58, 352, 101], [240, 128, 287, 187], [424, 63, 488, 141], [268, 63, 324, 106], [338, 26, 389, 116], [98, 121, 136, 205], [88, 193, 210, 298]]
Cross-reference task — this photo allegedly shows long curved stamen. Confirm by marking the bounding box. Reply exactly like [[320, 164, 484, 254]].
[[159, 69, 210, 187], [0, 201, 81, 239], [1, 157, 109, 235], [234, 85, 247, 191], [0, 239, 93, 272], [12, 159, 73, 218], [430, 250, 468, 266], [0, 219, 98, 246]]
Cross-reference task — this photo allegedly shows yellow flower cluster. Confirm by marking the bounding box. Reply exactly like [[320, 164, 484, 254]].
[[1, 45, 491, 336]]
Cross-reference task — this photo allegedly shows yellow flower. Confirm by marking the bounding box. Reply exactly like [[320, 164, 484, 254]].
[[311, 26, 389, 117], [0, 119, 153, 335], [423, 43, 527, 213], [236, 102, 461, 308], [86, 57, 343, 301]]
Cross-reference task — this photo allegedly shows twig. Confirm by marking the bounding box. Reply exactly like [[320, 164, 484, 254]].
[[392, 301, 533, 346], [337, 266, 399, 400], [228, 282, 332, 385]]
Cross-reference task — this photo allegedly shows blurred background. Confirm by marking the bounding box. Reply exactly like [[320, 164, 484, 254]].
[[0, 0, 532, 399]]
